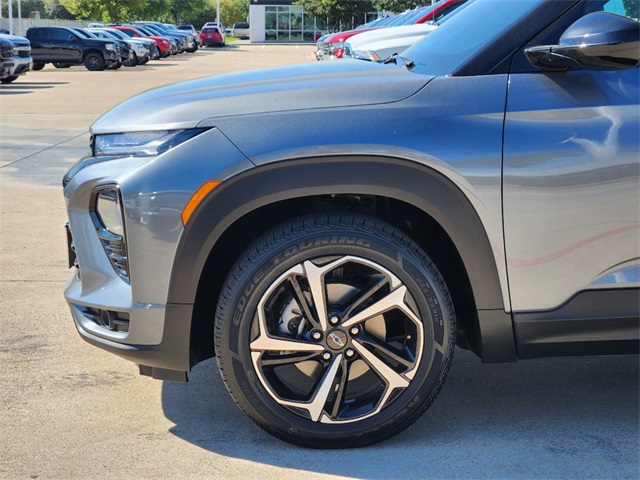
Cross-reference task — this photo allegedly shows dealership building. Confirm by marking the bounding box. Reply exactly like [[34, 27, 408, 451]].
[[248, 0, 379, 43]]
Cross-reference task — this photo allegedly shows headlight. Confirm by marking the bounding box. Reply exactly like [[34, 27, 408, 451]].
[[162, 40, 169, 45], [352, 49, 381, 62], [93, 129, 207, 157], [105, 43, 114, 50], [96, 187, 124, 235]]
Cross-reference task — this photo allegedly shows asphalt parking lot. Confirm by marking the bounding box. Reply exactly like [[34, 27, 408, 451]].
[[1, 44, 638, 479]]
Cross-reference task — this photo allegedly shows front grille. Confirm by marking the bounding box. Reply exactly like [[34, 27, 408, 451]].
[[18, 50, 30, 58], [75, 305, 130, 333], [14, 42, 29, 48], [1, 45, 13, 60]]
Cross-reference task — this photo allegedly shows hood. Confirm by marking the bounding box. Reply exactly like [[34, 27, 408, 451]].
[[347, 24, 438, 51], [0, 33, 29, 44], [92, 60, 433, 134], [325, 27, 381, 44]]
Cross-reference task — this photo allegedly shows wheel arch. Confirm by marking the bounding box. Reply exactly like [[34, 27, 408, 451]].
[[82, 49, 104, 61], [166, 156, 516, 367]]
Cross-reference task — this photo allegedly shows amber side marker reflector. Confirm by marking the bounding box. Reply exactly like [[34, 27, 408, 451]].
[[181, 180, 222, 226]]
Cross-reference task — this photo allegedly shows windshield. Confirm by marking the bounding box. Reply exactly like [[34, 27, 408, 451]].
[[88, 30, 109, 39], [403, 0, 543, 75], [73, 28, 95, 39], [135, 26, 154, 36], [105, 29, 126, 40]]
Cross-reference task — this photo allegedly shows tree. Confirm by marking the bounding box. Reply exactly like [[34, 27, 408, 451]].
[[60, 0, 149, 22], [296, 0, 374, 31], [1, 0, 47, 18], [623, 0, 638, 19], [47, 0, 77, 19], [220, 0, 248, 27], [375, 0, 430, 12]]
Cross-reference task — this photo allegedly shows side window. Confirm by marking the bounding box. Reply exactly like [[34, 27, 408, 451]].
[[28, 29, 45, 40], [52, 29, 73, 41]]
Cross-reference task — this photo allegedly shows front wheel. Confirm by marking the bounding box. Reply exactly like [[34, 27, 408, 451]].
[[215, 214, 455, 448], [83, 53, 105, 71], [124, 52, 138, 67], [32, 62, 45, 71], [53, 62, 71, 68], [0, 76, 18, 84]]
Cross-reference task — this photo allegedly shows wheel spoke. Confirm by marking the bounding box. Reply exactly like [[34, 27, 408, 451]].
[[342, 285, 419, 328], [342, 275, 389, 320], [280, 354, 343, 422], [250, 335, 324, 353], [302, 260, 330, 332], [352, 340, 409, 391], [289, 274, 323, 332], [330, 357, 350, 418], [258, 351, 321, 367], [358, 332, 415, 369]]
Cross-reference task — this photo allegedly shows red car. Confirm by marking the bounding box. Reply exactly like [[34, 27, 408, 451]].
[[109, 25, 172, 57], [199, 27, 224, 47], [317, 0, 467, 60]]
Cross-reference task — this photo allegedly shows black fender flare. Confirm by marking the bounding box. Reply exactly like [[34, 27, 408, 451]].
[[168, 155, 517, 362], [167, 155, 506, 313]]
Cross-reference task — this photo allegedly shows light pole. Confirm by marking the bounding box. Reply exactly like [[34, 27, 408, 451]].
[[8, 0, 12, 34], [17, 0, 21, 36], [216, 0, 220, 26]]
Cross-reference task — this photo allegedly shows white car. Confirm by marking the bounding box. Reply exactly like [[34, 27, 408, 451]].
[[345, 23, 438, 61], [231, 22, 250, 40]]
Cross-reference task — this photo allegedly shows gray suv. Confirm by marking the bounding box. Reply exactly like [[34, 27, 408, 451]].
[[62, 0, 639, 448]]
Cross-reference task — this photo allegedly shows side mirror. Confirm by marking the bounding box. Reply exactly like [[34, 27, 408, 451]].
[[525, 12, 639, 71], [69, 35, 77, 42]]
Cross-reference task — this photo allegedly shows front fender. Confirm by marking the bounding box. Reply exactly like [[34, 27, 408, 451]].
[[167, 155, 505, 312]]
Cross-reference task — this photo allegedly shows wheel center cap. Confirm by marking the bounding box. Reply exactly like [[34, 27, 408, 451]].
[[326, 330, 348, 351]]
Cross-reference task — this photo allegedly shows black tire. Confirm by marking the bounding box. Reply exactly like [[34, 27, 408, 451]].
[[53, 62, 71, 68], [83, 52, 105, 71], [32, 62, 45, 71], [215, 213, 455, 448], [0, 76, 18, 84], [139, 56, 149, 65]]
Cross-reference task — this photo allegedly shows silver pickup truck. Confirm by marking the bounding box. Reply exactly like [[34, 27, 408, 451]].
[[0, 33, 33, 83]]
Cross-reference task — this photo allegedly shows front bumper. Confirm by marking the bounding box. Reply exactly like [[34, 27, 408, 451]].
[[0, 62, 14, 77], [62, 128, 252, 371], [105, 52, 121, 65], [9, 51, 32, 76]]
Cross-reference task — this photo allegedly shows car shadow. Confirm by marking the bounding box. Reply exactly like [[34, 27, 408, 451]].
[[161, 349, 639, 478], [0, 81, 67, 94]]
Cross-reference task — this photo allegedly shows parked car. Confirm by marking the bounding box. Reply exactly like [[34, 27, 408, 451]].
[[202, 22, 226, 43], [344, 0, 474, 61], [198, 26, 224, 47], [231, 21, 249, 39], [164, 22, 199, 50], [25, 26, 122, 71], [178, 24, 199, 42], [88, 28, 151, 66], [61, 0, 639, 449], [68, 27, 128, 68], [317, 0, 467, 60], [101, 27, 159, 61], [108, 25, 172, 58], [0, 37, 15, 80], [0, 33, 32, 83], [132, 21, 196, 53]]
